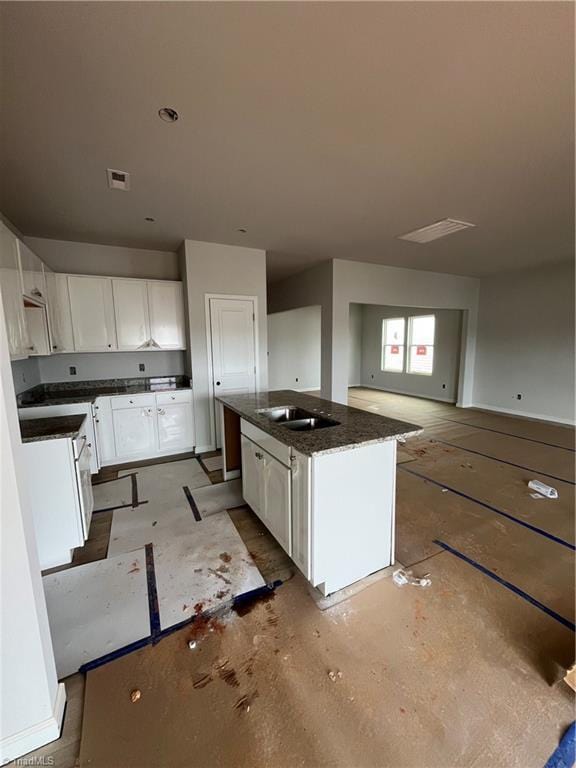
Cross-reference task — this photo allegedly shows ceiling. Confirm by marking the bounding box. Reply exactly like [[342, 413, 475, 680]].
[[0, 2, 573, 283]]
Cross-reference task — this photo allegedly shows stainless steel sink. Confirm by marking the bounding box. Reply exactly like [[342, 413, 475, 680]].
[[257, 405, 340, 431], [256, 406, 312, 422], [282, 416, 340, 431]]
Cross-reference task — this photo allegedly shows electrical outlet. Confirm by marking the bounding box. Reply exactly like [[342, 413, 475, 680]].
[[139, 363, 145, 372], [69, 366, 77, 376]]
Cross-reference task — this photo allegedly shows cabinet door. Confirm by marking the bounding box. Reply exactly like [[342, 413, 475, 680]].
[[112, 406, 156, 458], [93, 397, 115, 463], [0, 221, 29, 358], [157, 402, 194, 452], [147, 281, 186, 349], [45, 271, 74, 352], [18, 241, 47, 300], [241, 435, 262, 518], [68, 276, 117, 351], [113, 279, 151, 350], [263, 453, 292, 555], [24, 304, 50, 356]]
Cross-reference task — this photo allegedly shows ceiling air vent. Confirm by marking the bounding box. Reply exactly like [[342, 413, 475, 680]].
[[398, 218, 475, 243], [106, 168, 131, 191]]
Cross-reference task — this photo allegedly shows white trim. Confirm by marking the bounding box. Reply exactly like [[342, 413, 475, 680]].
[[0, 682, 66, 764], [204, 294, 260, 451], [462, 402, 576, 427], [356, 385, 456, 404]]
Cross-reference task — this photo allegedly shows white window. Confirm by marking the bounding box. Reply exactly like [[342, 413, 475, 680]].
[[381, 317, 405, 372], [407, 315, 435, 375]]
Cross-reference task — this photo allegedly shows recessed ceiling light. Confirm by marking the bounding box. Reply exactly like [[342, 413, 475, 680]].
[[158, 107, 179, 123], [398, 218, 476, 243], [144, 217, 155, 222], [237, 228, 247, 233]]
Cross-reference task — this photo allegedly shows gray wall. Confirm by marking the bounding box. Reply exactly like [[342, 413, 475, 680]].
[[360, 305, 462, 402], [474, 261, 575, 423], [268, 306, 321, 391], [11, 358, 41, 395], [182, 240, 268, 452], [35, 351, 185, 384], [23, 237, 179, 280], [348, 303, 362, 386]]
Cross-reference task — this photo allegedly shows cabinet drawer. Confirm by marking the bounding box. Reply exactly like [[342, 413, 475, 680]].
[[110, 393, 156, 410], [156, 389, 192, 405], [240, 418, 291, 467]]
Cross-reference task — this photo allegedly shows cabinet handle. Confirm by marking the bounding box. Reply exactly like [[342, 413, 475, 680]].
[[215, 381, 221, 386], [255, 451, 263, 460], [95, 419, 100, 423], [158, 408, 166, 415], [107, 344, 112, 348], [129, 400, 134, 404]]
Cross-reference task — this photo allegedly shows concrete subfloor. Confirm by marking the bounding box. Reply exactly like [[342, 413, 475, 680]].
[[14, 391, 575, 767]]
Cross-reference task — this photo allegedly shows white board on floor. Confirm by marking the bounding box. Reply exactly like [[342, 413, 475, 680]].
[[153, 512, 265, 631], [191, 478, 244, 518], [107, 504, 197, 557], [119, 458, 209, 507], [43, 550, 150, 679], [92, 474, 133, 512]]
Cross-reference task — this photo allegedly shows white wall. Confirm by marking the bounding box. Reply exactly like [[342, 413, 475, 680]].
[[0, 288, 65, 762], [11, 357, 41, 395], [34, 350, 185, 385], [474, 261, 575, 424], [268, 260, 334, 400], [360, 305, 462, 402], [348, 303, 362, 386], [23, 237, 179, 281], [268, 306, 321, 391], [181, 240, 268, 451]]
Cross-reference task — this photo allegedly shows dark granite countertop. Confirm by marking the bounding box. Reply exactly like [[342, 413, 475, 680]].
[[217, 390, 422, 457], [20, 414, 87, 443], [17, 376, 191, 408]]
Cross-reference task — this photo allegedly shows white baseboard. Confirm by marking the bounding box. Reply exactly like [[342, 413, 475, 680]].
[[0, 682, 66, 764], [462, 402, 575, 427], [354, 385, 456, 404]]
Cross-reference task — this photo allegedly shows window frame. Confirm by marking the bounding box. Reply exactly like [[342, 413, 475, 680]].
[[406, 314, 436, 376], [381, 317, 406, 373]]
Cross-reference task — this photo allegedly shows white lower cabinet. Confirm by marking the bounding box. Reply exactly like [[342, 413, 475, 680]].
[[241, 433, 292, 556], [113, 405, 157, 458], [239, 417, 396, 596], [95, 389, 195, 465]]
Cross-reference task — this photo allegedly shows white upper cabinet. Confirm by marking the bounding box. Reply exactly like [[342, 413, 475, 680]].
[[148, 281, 186, 350], [45, 269, 74, 353], [24, 303, 51, 356], [0, 221, 30, 358], [18, 240, 47, 301], [113, 279, 151, 351], [68, 276, 117, 352]]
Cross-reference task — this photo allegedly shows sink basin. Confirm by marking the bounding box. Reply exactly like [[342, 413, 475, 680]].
[[282, 416, 340, 431], [257, 406, 312, 423]]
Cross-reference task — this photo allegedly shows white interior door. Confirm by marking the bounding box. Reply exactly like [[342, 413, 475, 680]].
[[209, 297, 257, 448]]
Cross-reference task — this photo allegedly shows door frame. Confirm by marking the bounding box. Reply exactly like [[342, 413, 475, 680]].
[[204, 293, 260, 451]]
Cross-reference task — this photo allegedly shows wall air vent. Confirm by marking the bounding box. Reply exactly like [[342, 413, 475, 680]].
[[398, 218, 475, 243], [106, 168, 131, 191]]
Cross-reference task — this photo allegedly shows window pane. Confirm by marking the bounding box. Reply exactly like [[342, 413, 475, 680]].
[[383, 317, 405, 345], [408, 345, 434, 375], [383, 345, 404, 372], [409, 315, 435, 345]]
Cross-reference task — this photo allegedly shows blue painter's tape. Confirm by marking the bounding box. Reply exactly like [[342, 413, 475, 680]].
[[544, 721, 576, 768], [145, 543, 161, 640], [78, 580, 284, 673], [400, 465, 575, 552], [434, 539, 575, 633], [432, 438, 575, 486], [437, 417, 575, 452]]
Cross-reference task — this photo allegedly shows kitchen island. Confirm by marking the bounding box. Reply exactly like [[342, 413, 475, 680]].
[[217, 390, 421, 595]]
